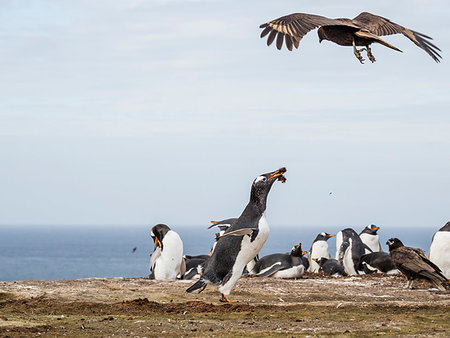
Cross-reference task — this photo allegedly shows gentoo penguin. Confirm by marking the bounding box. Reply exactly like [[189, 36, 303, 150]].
[[359, 224, 382, 253], [208, 218, 238, 255], [387, 238, 447, 291], [250, 243, 307, 279], [150, 224, 185, 280], [183, 255, 209, 280], [358, 252, 398, 274], [308, 232, 335, 273], [313, 257, 347, 277], [186, 167, 287, 302], [335, 228, 367, 275], [428, 222, 450, 278]]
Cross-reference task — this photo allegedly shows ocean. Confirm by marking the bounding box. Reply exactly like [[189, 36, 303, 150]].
[[0, 225, 436, 282]]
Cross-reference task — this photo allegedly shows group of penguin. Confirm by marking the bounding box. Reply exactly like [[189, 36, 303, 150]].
[[149, 167, 449, 302]]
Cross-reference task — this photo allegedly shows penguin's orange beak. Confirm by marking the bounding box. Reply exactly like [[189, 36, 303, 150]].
[[312, 258, 318, 262], [154, 237, 161, 249], [329, 234, 335, 237], [373, 227, 380, 231], [268, 167, 287, 180], [302, 251, 307, 255], [211, 221, 217, 225]]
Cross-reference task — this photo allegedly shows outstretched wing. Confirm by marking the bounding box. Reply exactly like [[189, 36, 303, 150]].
[[352, 12, 441, 62], [260, 13, 358, 51]]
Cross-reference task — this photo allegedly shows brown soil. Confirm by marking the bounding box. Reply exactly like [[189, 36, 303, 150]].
[[1, 273, 449, 337]]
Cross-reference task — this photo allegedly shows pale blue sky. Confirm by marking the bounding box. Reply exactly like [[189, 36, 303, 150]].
[[0, 0, 449, 228]]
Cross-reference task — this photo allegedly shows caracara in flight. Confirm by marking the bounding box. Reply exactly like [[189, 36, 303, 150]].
[[260, 12, 441, 63]]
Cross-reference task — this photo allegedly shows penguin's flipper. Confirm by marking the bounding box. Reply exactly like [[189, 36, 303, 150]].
[[183, 268, 199, 280], [256, 262, 283, 277], [186, 278, 207, 293], [150, 246, 162, 272], [220, 228, 256, 238]]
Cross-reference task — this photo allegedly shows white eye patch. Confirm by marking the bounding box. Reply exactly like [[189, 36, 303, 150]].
[[254, 176, 266, 184]]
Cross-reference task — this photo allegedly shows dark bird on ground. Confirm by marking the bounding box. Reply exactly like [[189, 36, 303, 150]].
[[260, 12, 441, 63], [186, 167, 287, 303], [313, 257, 347, 277], [358, 252, 398, 274], [386, 238, 447, 291]]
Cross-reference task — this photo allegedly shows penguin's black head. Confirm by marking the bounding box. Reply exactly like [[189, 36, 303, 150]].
[[315, 232, 335, 242], [362, 224, 380, 235], [151, 224, 171, 250], [386, 237, 404, 251], [251, 167, 286, 202], [313, 257, 328, 266], [439, 221, 450, 232], [290, 243, 307, 257]]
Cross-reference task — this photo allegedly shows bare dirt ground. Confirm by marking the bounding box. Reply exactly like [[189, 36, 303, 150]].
[[1, 273, 449, 337]]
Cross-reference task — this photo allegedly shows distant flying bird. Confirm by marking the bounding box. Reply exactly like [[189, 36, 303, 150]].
[[260, 12, 441, 63], [132, 247, 137, 253], [386, 238, 447, 291]]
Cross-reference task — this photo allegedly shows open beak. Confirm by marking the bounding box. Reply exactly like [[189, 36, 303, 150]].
[[268, 167, 287, 181]]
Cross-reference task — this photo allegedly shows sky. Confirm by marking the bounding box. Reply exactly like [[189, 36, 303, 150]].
[[0, 0, 449, 229]]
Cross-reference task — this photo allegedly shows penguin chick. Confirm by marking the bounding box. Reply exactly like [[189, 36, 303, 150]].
[[314, 257, 347, 277], [150, 224, 185, 280], [186, 167, 287, 303], [387, 237, 447, 291], [250, 243, 307, 279], [308, 232, 334, 272]]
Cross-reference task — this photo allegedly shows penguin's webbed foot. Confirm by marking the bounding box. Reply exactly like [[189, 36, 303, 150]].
[[220, 294, 238, 303], [198, 283, 207, 294]]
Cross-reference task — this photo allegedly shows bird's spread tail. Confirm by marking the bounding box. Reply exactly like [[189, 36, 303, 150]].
[[186, 278, 207, 293]]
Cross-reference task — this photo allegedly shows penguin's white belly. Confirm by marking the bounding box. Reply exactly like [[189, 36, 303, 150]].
[[272, 265, 304, 279], [360, 233, 381, 253], [429, 232, 450, 278], [154, 231, 184, 280], [335, 231, 343, 260], [343, 238, 357, 275], [309, 241, 331, 272], [219, 213, 269, 294]]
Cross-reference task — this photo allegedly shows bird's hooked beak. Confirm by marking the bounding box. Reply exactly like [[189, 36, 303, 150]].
[[154, 237, 162, 249], [268, 167, 287, 182]]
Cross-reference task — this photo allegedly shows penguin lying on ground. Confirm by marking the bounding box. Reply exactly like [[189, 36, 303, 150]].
[[249, 243, 307, 279], [358, 252, 398, 274], [335, 228, 368, 275], [186, 167, 287, 302], [150, 224, 185, 280], [387, 237, 447, 291], [183, 255, 209, 280], [359, 224, 382, 253], [308, 232, 334, 272], [313, 257, 347, 277], [428, 222, 450, 278]]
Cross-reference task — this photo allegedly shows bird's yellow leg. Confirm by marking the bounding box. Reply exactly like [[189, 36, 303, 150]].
[[352, 38, 365, 64], [366, 45, 376, 63], [220, 294, 238, 303]]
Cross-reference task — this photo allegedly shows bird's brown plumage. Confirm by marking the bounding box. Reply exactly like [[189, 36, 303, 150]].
[[260, 12, 441, 63], [387, 238, 447, 291]]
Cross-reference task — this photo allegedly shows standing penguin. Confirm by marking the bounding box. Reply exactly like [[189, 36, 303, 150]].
[[150, 224, 185, 280], [250, 243, 307, 279], [428, 222, 450, 278], [308, 232, 335, 273], [186, 167, 287, 302], [335, 228, 367, 275], [359, 224, 382, 253]]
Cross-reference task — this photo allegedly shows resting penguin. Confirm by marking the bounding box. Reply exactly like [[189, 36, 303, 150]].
[[183, 255, 209, 280], [359, 224, 382, 253], [428, 222, 450, 278], [335, 228, 367, 275], [186, 167, 287, 302], [250, 243, 307, 279], [313, 257, 347, 277], [150, 224, 185, 280], [358, 252, 398, 274], [308, 232, 335, 273], [387, 237, 447, 291]]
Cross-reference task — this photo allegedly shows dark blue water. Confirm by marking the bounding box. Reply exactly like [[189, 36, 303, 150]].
[[0, 225, 435, 282]]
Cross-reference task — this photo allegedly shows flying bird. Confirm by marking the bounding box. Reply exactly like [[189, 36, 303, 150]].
[[386, 238, 447, 291], [260, 12, 441, 63]]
